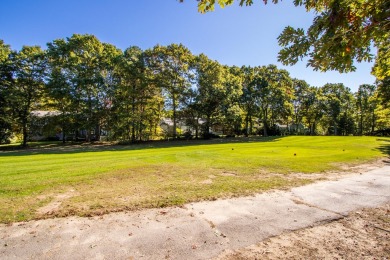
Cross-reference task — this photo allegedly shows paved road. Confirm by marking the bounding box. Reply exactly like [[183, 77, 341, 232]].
[[1, 166, 389, 259]]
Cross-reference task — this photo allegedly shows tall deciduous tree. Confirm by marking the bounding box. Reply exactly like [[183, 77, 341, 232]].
[[180, 86, 202, 139], [376, 77, 390, 106], [10, 46, 47, 146], [193, 54, 241, 138], [291, 79, 309, 134], [47, 38, 76, 143], [219, 65, 243, 135], [47, 34, 121, 142], [302, 86, 323, 135], [97, 43, 123, 140], [250, 65, 293, 136], [356, 84, 377, 135], [112, 46, 163, 142], [148, 44, 194, 138], [0, 40, 13, 143], [240, 66, 258, 136], [321, 83, 355, 136]]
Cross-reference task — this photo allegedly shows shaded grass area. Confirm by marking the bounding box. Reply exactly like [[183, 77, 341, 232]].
[[0, 136, 388, 223]]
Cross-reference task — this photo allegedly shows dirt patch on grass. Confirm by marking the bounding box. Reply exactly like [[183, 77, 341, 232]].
[[200, 179, 213, 184], [329, 158, 387, 178], [220, 171, 237, 177], [215, 205, 390, 259], [36, 189, 78, 216], [278, 157, 388, 183]]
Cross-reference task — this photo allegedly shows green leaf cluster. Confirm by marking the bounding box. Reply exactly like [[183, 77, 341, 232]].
[[1, 34, 389, 145], [184, 0, 389, 102]]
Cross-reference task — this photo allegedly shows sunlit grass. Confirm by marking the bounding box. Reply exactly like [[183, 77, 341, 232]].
[[0, 136, 388, 223]]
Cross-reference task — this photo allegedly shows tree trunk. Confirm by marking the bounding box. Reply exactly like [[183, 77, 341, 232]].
[[312, 121, 316, 135], [21, 107, 29, 147], [244, 113, 249, 136], [204, 115, 211, 139], [262, 108, 268, 137], [86, 130, 90, 142], [131, 94, 136, 143], [62, 113, 66, 144], [172, 95, 177, 138], [22, 120, 28, 147], [249, 116, 253, 135], [195, 117, 199, 139], [96, 124, 101, 141], [86, 95, 92, 142]]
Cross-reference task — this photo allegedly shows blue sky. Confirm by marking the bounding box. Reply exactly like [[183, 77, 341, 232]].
[[0, 0, 375, 92]]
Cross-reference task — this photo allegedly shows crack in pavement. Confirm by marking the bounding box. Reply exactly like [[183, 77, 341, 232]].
[[290, 195, 347, 217]]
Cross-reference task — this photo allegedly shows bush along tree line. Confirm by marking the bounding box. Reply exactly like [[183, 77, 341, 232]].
[[0, 34, 389, 146]]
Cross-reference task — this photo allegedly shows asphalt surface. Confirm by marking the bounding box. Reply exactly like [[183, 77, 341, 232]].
[[1, 166, 389, 259]]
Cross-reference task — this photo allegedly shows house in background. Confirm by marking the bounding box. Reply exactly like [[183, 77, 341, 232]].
[[274, 122, 307, 135], [159, 117, 224, 139], [30, 110, 109, 142], [29, 110, 61, 141], [274, 123, 289, 136], [160, 118, 191, 138], [289, 123, 306, 134]]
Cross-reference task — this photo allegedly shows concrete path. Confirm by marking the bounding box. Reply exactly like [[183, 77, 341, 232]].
[[1, 166, 389, 260]]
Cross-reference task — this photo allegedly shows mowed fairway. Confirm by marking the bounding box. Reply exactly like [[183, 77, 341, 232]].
[[0, 136, 388, 223]]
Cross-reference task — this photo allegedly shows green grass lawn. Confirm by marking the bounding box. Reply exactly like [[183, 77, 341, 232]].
[[0, 136, 388, 223]]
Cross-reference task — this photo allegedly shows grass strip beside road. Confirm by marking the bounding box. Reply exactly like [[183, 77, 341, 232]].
[[0, 136, 388, 223]]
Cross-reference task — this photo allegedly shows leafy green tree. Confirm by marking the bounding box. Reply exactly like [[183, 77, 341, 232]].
[[46, 38, 76, 143], [97, 43, 123, 140], [112, 46, 163, 142], [193, 55, 242, 138], [193, 54, 225, 138], [239, 66, 259, 136], [148, 44, 194, 138], [221, 102, 243, 135], [188, 0, 389, 78], [374, 99, 390, 131], [219, 65, 243, 135], [0, 40, 13, 143], [291, 79, 309, 134], [376, 77, 390, 106], [277, 0, 389, 76], [301, 86, 324, 135], [321, 84, 342, 135], [186, 0, 389, 103], [180, 87, 202, 138], [250, 65, 293, 136], [10, 46, 47, 146], [373, 78, 389, 134], [320, 83, 355, 135], [113, 46, 143, 142], [47, 34, 121, 142], [338, 111, 355, 136], [356, 84, 377, 135]]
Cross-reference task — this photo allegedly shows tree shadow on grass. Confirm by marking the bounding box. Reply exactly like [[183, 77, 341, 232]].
[[376, 138, 390, 164], [0, 136, 285, 157]]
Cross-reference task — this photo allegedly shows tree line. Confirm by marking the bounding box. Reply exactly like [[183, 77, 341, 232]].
[[0, 34, 389, 146]]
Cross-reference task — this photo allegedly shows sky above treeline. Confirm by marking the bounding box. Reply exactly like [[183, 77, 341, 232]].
[[0, 0, 376, 92]]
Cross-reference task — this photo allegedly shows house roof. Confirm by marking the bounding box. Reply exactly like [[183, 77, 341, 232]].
[[31, 110, 61, 117], [160, 118, 207, 127], [275, 123, 288, 128]]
